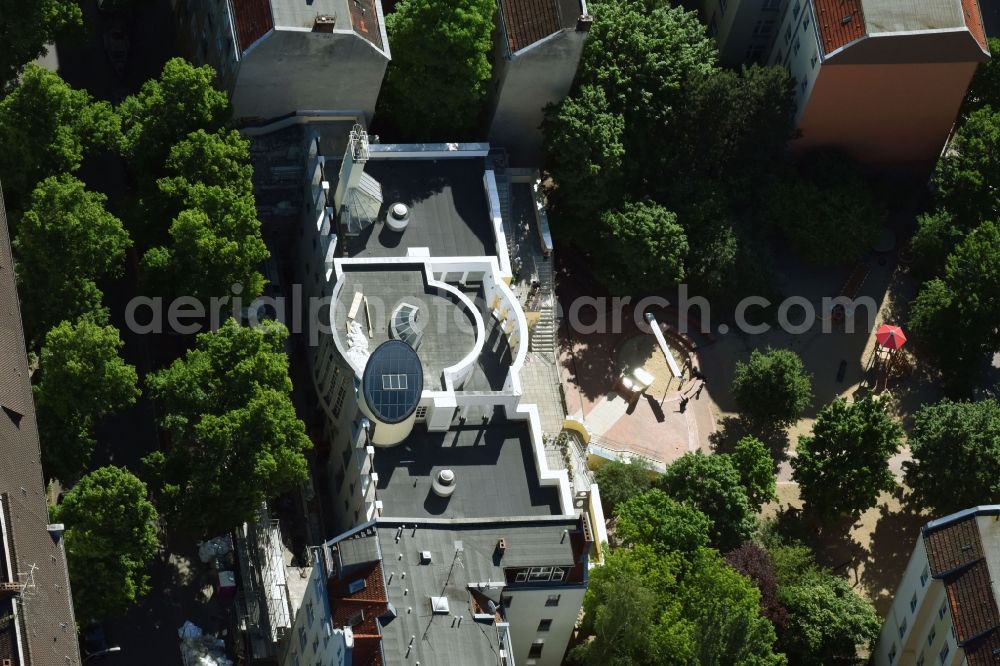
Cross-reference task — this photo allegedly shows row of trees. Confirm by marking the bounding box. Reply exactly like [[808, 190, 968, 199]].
[[908, 38, 1000, 393], [541, 0, 884, 304], [1, 60, 310, 624]]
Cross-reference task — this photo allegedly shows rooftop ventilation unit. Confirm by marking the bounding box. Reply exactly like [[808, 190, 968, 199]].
[[430, 596, 450, 614], [314, 14, 337, 32], [420, 551, 432, 564], [387, 202, 410, 232], [432, 470, 457, 498]]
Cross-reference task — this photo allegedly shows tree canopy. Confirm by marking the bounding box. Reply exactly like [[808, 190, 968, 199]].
[[908, 220, 1000, 392], [377, 0, 494, 139], [932, 106, 1000, 228], [792, 397, 901, 519], [54, 466, 159, 623], [0, 66, 119, 210], [0, 0, 82, 92], [542, 0, 794, 301], [658, 452, 755, 552], [765, 153, 883, 266], [571, 545, 785, 666], [961, 38, 1000, 117], [614, 489, 711, 555], [905, 399, 1000, 515], [13, 174, 131, 342], [593, 458, 656, 517], [143, 320, 310, 536], [118, 58, 230, 175], [34, 320, 139, 483], [731, 436, 778, 511], [731, 348, 812, 427], [726, 543, 788, 635]]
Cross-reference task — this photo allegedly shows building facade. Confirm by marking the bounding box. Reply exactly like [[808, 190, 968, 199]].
[[874, 506, 1000, 666], [702, 0, 991, 167], [488, 0, 592, 166], [175, 0, 390, 122]]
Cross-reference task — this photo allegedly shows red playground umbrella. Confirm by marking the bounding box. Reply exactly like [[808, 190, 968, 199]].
[[876, 324, 907, 350]]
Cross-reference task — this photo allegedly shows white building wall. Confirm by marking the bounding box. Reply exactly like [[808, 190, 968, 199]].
[[282, 555, 353, 666], [702, 0, 787, 65], [505, 585, 586, 666], [766, 0, 822, 122]]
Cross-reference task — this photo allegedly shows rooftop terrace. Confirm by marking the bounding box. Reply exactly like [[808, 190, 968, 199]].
[[373, 416, 561, 520]]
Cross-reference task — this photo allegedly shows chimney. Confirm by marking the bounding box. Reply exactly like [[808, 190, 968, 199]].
[[314, 14, 337, 32], [47, 523, 64, 542], [333, 125, 370, 212], [497, 538, 507, 557], [576, 15, 593, 32]]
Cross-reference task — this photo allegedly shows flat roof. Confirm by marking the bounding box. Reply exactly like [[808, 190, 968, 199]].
[[0, 184, 80, 665], [862, 0, 964, 34], [372, 518, 581, 666], [335, 266, 477, 390], [343, 158, 496, 259], [373, 418, 561, 520]]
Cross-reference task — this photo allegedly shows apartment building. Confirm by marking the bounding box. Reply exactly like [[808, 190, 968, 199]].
[[0, 185, 82, 665], [489, 0, 592, 165], [175, 0, 390, 121], [874, 506, 1000, 666], [230, 122, 605, 665], [702, 0, 991, 166]]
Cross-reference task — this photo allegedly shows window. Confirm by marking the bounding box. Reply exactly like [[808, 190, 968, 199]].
[[800, 79, 807, 94], [538, 619, 552, 632], [793, 37, 801, 56], [939, 600, 948, 620], [785, 25, 792, 45], [899, 617, 908, 639], [382, 374, 409, 390], [803, 12, 811, 32], [545, 594, 561, 607], [332, 386, 347, 417], [888, 644, 897, 664], [415, 406, 428, 420], [763, 0, 781, 9], [298, 626, 307, 652], [917, 652, 925, 666], [528, 641, 544, 659], [306, 601, 315, 626], [928, 627, 936, 646], [719, 0, 727, 16], [911, 591, 919, 613], [792, 0, 802, 19], [745, 45, 765, 62], [921, 565, 929, 587], [939, 644, 949, 664], [811, 51, 818, 69], [709, 16, 718, 37]]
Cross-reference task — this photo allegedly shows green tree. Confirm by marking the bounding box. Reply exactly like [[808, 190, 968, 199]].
[[778, 571, 880, 664], [0, 66, 119, 210], [118, 58, 230, 175], [615, 489, 711, 555], [598, 200, 688, 294], [572, 545, 785, 666], [13, 175, 131, 342], [0, 0, 82, 91], [658, 452, 755, 552], [731, 436, 777, 511], [961, 37, 1000, 118], [144, 320, 311, 536], [905, 399, 1000, 514], [54, 466, 159, 623], [34, 320, 139, 482], [766, 153, 883, 265], [909, 209, 964, 278], [731, 348, 812, 427], [909, 220, 1000, 391], [932, 107, 1000, 227], [792, 397, 902, 519], [377, 0, 494, 139], [593, 458, 656, 517]]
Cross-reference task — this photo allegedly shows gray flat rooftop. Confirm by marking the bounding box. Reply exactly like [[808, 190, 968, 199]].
[[373, 416, 562, 519], [862, 0, 965, 33], [373, 518, 582, 666], [343, 158, 496, 259], [335, 265, 477, 389]]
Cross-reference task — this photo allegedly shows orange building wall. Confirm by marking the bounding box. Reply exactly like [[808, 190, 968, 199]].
[[794, 60, 978, 167]]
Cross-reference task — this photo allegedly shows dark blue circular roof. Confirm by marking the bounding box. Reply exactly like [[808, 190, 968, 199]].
[[362, 340, 424, 424]]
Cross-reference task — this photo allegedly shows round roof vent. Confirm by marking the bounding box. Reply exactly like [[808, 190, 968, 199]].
[[386, 202, 410, 231], [432, 469, 457, 498], [362, 340, 424, 424]]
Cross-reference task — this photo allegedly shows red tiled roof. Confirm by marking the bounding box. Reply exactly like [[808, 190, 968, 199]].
[[946, 560, 1000, 644], [962, 0, 989, 53], [500, 0, 562, 53], [350, 0, 384, 50], [925, 516, 983, 576], [328, 560, 389, 665], [964, 630, 1000, 666], [812, 0, 866, 55], [231, 0, 274, 53]]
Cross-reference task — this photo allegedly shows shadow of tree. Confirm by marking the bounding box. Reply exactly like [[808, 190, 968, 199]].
[[860, 494, 928, 616], [769, 506, 869, 588], [709, 415, 791, 469]]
